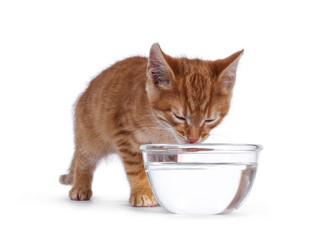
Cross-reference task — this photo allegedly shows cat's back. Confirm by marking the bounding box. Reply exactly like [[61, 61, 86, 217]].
[[78, 56, 148, 116], [97, 56, 148, 89], [80, 56, 148, 106]]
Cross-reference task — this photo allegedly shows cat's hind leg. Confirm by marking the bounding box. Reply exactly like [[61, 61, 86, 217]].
[[67, 149, 99, 201]]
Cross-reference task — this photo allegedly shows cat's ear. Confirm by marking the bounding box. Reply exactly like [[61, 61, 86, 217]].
[[218, 49, 244, 95], [147, 43, 174, 89]]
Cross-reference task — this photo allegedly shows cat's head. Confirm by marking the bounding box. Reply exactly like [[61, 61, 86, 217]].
[[146, 43, 243, 144]]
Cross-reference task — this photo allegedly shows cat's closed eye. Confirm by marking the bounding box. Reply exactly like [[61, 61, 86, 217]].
[[173, 113, 187, 122], [205, 119, 216, 123]]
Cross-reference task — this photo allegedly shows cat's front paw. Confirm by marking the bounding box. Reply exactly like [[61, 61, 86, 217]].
[[69, 186, 92, 201], [129, 189, 158, 207]]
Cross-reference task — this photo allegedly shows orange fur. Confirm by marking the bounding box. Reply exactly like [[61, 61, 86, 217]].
[[59, 43, 243, 206]]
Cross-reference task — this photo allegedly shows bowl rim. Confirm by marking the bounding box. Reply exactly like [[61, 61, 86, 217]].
[[139, 143, 263, 153]]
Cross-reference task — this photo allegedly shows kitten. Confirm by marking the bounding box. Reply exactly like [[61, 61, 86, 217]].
[[59, 43, 243, 207]]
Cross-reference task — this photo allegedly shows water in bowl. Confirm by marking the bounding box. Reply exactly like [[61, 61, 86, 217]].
[[145, 162, 257, 214]]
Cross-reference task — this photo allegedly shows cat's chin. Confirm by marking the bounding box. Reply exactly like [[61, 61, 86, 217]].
[[172, 137, 201, 144], [182, 140, 202, 144], [185, 139, 204, 144]]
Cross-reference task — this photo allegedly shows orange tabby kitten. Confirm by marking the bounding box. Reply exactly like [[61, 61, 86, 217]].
[[59, 43, 243, 207]]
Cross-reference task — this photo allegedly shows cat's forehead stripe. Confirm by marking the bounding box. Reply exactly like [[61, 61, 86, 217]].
[[183, 73, 212, 113]]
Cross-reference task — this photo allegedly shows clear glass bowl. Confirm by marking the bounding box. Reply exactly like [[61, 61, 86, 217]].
[[139, 144, 263, 215]]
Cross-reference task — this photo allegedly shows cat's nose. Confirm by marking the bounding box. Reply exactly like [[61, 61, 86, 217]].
[[187, 137, 199, 144]]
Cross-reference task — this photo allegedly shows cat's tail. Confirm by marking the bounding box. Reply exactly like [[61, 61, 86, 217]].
[[59, 172, 74, 185], [60, 152, 77, 185]]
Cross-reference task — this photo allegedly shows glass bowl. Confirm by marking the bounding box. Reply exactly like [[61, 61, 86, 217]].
[[139, 143, 263, 215]]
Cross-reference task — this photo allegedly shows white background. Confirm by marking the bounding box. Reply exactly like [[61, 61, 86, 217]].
[[1, 0, 319, 239]]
